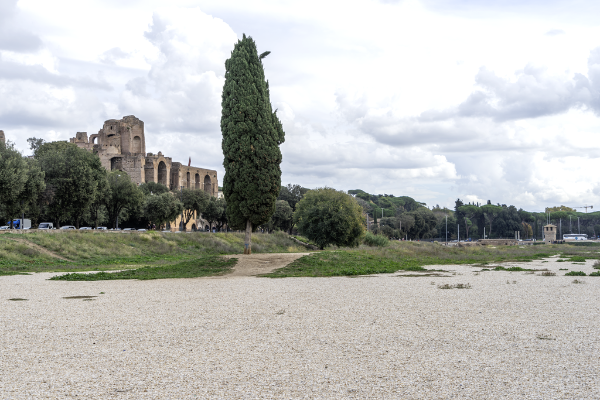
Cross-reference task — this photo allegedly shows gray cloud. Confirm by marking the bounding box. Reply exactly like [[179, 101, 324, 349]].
[[545, 28, 565, 36], [99, 47, 132, 65], [0, 0, 42, 53]]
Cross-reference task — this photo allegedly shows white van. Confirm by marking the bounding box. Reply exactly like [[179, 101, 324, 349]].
[[38, 222, 54, 230]]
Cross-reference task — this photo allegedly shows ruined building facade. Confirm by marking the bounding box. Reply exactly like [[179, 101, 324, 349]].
[[69, 116, 218, 196]]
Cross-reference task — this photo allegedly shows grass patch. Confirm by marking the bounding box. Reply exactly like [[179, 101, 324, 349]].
[[565, 271, 586, 276], [572, 279, 585, 284], [363, 232, 389, 247], [539, 271, 556, 276], [49, 256, 237, 281], [0, 231, 301, 274], [589, 271, 600, 276], [262, 251, 421, 277]]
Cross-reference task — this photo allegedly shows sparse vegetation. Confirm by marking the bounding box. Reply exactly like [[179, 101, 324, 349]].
[[539, 271, 556, 276], [565, 271, 586, 276], [572, 279, 585, 284], [593, 260, 600, 269], [438, 283, 471, 289], [589, 271, 600, 276]]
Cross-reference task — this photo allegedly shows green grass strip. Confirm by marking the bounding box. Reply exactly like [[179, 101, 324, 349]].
[[263, 251, 426, 278], [49, 256, 237, 281]]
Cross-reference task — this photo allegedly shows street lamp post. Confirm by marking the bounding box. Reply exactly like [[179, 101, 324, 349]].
[[578, 217, 580, 235], [445, 215, 448, 245]]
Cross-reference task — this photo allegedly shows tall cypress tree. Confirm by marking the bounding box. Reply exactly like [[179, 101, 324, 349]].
[[221, 34, 285, 254]]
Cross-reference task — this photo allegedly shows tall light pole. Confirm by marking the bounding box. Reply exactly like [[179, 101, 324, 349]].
[[578, 217, 580, 234]]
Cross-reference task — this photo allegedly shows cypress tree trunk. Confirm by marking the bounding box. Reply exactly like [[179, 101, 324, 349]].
[[244, 220, 252, 254], [221, 34, 285, 255]]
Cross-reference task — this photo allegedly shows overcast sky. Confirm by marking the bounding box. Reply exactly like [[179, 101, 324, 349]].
[[1, 0, 600, 211]]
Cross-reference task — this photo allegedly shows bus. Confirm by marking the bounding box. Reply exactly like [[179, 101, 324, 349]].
[[563, 234, 588, 241]]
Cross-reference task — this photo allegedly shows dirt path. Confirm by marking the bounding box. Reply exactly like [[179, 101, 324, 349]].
[[8, 238, 71, 262], [222, 253, 310, 277]]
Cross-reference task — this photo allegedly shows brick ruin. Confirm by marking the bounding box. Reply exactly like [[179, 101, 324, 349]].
[[69, 116, 218, 196]]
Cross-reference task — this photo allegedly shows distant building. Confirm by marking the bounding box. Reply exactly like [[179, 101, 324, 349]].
[[69, 115, 218, 197], [543, 224, 557, 244]]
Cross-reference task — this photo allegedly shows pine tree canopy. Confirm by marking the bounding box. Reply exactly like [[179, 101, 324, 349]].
[[221, 34, 285, 231]]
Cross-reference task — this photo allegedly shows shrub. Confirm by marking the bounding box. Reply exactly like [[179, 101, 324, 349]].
[[593, 260, 600, 269], [539, 271, 556, 276], [363, 232, 389, 247], [565, 271, 586, 276], [294, 188, 364, 249], [569, 256, 586, 262], [589, 271, 600, 276]]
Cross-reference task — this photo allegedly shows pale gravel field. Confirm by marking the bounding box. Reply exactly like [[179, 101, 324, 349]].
[[1, 256, 600, 399]]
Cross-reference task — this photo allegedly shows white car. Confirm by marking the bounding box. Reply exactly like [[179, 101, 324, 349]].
[[79, 227, 92, 230], [96, 227, 108, 230], [38, 222, 54, 230], [123, 228, 136, 231], [0, 226, 10, 230], [60, 226, 76, 230], [137, 229, 147, 232]]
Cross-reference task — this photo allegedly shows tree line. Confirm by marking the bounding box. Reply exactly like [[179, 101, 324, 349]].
[[0, 139, 226, 230]]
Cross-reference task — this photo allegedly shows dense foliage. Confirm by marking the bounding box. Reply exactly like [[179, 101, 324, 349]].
[[294, 188, 364, 249], [221, 34, 284, 252]]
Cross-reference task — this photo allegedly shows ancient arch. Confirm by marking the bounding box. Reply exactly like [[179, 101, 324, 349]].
[[195, 173, 200, 190], [144, 165, 155, 183], [204, 174, 212, 194], [186, 172, 190, 189], [158, 161, 168, 186], [132, 136, 141, 153], [110, 157, 123, 171]]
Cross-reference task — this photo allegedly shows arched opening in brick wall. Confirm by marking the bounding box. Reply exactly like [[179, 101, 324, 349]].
[[132, 136, 141, 153], [158, 161, 168, 187], [204, 174, 212, 194], [186, 172, 190, 189], [195, 173, 200, 189]]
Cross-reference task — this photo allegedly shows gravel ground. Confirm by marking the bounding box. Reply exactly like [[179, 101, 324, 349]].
[[1, 255, 600, 399]]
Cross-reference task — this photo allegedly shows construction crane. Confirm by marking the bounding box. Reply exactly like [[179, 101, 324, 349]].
[[574, 205, 594, 213]]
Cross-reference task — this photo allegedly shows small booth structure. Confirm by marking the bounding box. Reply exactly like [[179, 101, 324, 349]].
[[544, 224, 557, 244]]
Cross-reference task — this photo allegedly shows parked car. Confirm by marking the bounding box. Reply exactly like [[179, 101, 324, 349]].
[[0, 226, 10, 230], [79, 227, 92, 230], [38, 222, 54, 230], [60, 226, 76, 230], [138, 229, 147, 232], [123, 228, 136, 231], [96, 227, 108, 230]]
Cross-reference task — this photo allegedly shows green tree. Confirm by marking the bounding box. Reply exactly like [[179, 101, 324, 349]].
[[221, 34, 285, 254], [0, 141, 31, 228], [105, 171, 144, 229], [143, 192, 183, 230], [179, 189, 210, 231], [139, 181, 170, 196], [458, 204, 480, 239], [35, 141, 104, 228], [481, 204, 503, 238], [278, 184, 309, 211], [203, 196, 225, 231], [294, 188, 364, 249]]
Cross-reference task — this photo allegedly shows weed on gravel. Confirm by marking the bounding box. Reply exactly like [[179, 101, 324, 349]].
[[565, 271, 586, 276], [539, 271, 556, 276], [437, 283, 472, 289]]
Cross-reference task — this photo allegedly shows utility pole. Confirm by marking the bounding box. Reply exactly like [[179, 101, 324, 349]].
[[578, 217, 580, 234], [445, 215, 447, 245], [458, 224, 460, 242]]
